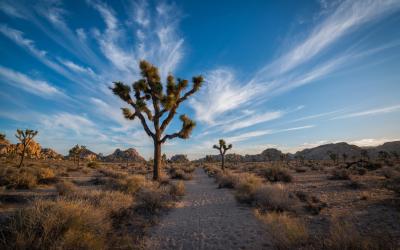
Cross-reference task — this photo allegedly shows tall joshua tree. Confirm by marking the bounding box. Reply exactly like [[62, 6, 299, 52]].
[[213, 139, 232, 171], [15, 129, 38, 168], [111, 60, 203, 180]]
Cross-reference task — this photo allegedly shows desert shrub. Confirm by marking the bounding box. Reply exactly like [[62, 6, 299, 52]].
[[169, 181, 185, 197], [64, 189, 133, 215], [87, 161, 100, 169], [329, 169, 350, 180], [254, 184, 293, 212], [348, 179, 363, 189], [381, 167, 399, 179], [56, 180, 77, 195], [295, 191, 309, 202], [36, 168, 58, 184], [203, 164, 222, 177], [259, 166, 293, 183], [135, 187, 168, 214], [216, 171, 239, 188], [0, 198, 109, 250], [169, 168, 192, 180], [106, 174, 149, 195], [256, 211, 308, 249], [295, 167, 307, 173], [234, 173, 263, 204], [100, 168, 128, 179], [158, 174, 170, 185], [0, 167, 37, 189], [356, 167, 367, 175], [319, 219, 396, 250]]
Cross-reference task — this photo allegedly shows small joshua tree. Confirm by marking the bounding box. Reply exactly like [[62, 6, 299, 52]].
[[360, 150, 369, 162], [15, 129, 38, 168], [327, 151, 338, 165], [111, 60, 203, 180], [69, 144, 85, 167], [213, 139, 232, 171]]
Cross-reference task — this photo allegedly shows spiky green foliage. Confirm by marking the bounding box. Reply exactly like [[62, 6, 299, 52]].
[[213, 139, 233, 170], [69, 144, 85, 167], [110, 60, 203, 180], [15, 129, 38, 168]]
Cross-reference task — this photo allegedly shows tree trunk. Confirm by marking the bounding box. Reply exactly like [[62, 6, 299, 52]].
[[221, 154, 225, 171], [18, 144, 26, 168], [153, 141, 161, 180], [77, 156, 80, 167]]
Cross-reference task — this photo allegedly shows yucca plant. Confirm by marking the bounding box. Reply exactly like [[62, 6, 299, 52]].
[[213, 139, 232, 171], [110, 60, 203, 180], [15, 129, 38, 168]]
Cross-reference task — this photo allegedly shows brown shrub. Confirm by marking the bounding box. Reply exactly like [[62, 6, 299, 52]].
[[234, 173, 263, 204], [106, 174, 149, 195], [203, 164, 223, 177], [319, 219, 396, 250], [0, 198, 109, 250], [256, 211, 308, 249], [169, 168, 192, 180], [329, 169, 350, 180], [0, 167, 37, 189], [37, 168, 58, 184], [169, 181, 185, 197], [295, 167, 307, 173], [216, 171, 239, 188], [135, 187, 168, 214], [254, 184, 293, 212], [259, 166, 293, 183], [55, 180, 77, 195]]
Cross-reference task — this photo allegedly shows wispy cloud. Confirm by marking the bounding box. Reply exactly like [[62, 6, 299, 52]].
[[0, 66, 65, 98], [222, 111, 284, 132], [332, 104, 400, 120], [191, 69, 262, 124], [192, 0, 400, 127], [226, 125, 314, 143]]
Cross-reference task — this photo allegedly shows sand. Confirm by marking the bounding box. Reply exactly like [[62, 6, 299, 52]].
[[145, 168, 271, 250]]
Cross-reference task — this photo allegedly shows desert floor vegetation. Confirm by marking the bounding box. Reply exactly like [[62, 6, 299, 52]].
[[0, 158, 187, 249], [203, 158, 400, 249]]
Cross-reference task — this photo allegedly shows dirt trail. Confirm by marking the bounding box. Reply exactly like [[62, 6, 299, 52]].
[[145, 168, 271, 250]]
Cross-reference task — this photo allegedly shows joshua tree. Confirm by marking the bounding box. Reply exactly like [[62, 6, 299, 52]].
[[342, 153, 348, 163], [213, 139, 232, 171], [360, 150, 369, 162], [327, 151, 338, 165], [110, 60, 203, 180], [378, 150, 390, 164], [69, 144, 85, 167], [15, 129, 38, 168]]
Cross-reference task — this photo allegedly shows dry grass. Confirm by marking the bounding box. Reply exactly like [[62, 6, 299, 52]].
[[259, 166, 293, 183], [256, 211, 308, 250], [0, 167, 38, 189], [203, 164, 223, 177], [0, 198, 110, 250], [234, 173, 263, 204], [169, 166, 193, 180], [169, 181, 185, 197], [55, 180, 77, 195], [216, 171, 239, 188], [329, 168, 350, 180], [254, 184, 293, 212], [318, 219, 397, 250]]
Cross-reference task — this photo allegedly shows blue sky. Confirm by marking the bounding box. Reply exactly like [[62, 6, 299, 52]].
[[0, 0, 400, 159]]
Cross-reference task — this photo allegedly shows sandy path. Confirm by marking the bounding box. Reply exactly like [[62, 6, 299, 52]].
[[145, 168, 271, 250]]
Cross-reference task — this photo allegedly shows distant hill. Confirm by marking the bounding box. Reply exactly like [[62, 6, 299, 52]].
[[196, 141, 400, 162], [294, 142, 362, 160], [104, 148, 145, 162]]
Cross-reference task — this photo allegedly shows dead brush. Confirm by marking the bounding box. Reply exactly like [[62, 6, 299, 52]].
[[259, 166, 293, 183], [255, 210, 308, 250], [254, 184, 294, 212], [234, 173, 263, 204]]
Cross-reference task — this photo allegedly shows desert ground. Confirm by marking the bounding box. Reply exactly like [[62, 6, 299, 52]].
[[1, 154, 399, 249]]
